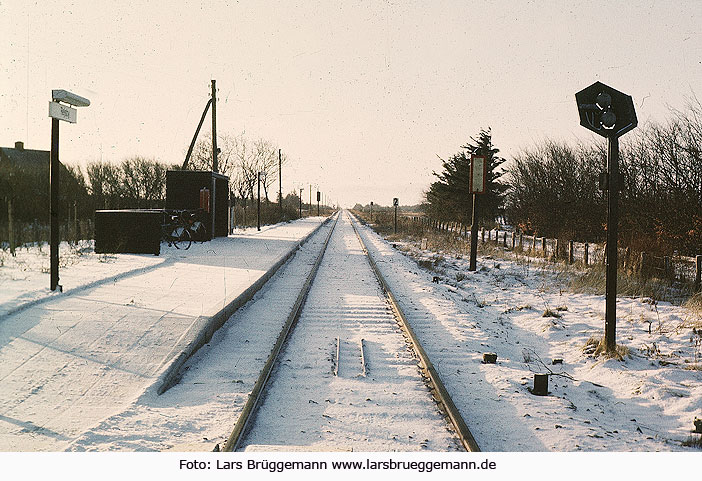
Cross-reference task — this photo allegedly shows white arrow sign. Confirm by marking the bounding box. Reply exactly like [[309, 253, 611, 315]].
[[48, 101, 77, 123]]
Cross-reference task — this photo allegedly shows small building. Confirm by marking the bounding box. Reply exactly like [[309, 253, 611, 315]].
[[165, 170, 229, 240]]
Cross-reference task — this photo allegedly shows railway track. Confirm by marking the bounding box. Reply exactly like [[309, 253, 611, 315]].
[[222, 210, 479, 452]]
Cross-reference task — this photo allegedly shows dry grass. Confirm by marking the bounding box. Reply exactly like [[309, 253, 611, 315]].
[[542, 308, 562, 318], [683, 293, 702, 328], [570, 263, 695, 305], [681, 435, 702, 449], [582, 335, 631, 361], [351, 209, 701, 307]]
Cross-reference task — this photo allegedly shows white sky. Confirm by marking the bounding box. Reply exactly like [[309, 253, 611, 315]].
[[1, 0, 700, 207]]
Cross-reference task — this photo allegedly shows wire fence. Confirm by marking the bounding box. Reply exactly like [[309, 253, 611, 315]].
[[355, 211, 702, 292]]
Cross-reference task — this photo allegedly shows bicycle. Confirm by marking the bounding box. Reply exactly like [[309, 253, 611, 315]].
[[162, 210, 195, 249]]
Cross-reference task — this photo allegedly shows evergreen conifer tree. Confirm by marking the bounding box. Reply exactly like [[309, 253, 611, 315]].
[[425, 128, 507, 225]]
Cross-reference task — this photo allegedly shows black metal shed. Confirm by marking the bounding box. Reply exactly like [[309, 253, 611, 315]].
[[94, 209, 164, 255], [166, 170, 229, 240]]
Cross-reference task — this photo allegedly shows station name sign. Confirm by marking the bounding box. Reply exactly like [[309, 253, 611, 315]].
[[470, 155, 487, 194], [48, 101, 77, 123]]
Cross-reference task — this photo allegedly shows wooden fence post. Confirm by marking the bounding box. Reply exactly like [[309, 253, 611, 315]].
[[502, 232, 507, 247], [568, 240, 574, 264], [531, 235, 537, 253], [555, 238, 560, 261], [664, 256, 671, 279], [481, 228, 485, 243], [584, 242, 589, 266], [511, 232, 516, 250], [541, 237, 547, 256], [8, 197, 15, 256], [696, 255, 701, 291], [519, 234, 523, 250]]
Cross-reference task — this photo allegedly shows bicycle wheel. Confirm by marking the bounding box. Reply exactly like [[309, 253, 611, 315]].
[[172, 226, 192, 250]]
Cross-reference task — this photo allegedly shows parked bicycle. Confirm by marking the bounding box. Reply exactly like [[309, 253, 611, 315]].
[[161, 209, 205, 250]]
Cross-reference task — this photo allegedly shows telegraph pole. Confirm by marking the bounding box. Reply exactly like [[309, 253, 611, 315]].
[[211, 79, 218, 173], [257, 171, 261, 231], [278, 149, 283, 219]]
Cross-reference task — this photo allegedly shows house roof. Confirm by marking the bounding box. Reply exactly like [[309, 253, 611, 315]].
[[0, 145, 50, 167]]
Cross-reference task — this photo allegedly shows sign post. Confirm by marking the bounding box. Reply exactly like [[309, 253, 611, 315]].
[[370, 201, 373, 222], [48, 89, 89, 292], [468, 155, 487, 271], [576, 81, 637, 353], [393, 198, 399, 234]]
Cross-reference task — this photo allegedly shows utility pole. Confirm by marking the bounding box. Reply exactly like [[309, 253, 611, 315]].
[[211, 79, 218, 173], [278, 149, 283, 219], [257, 171, 261, 231]]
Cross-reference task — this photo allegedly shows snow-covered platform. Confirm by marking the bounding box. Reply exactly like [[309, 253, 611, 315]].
[[0, 216, 328, 451]]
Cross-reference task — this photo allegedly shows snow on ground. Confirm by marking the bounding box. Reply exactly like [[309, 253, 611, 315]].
[[241, 211, 461, 451], [354, 216, 702, 451], [0, 240, 165, 317], [0, 218, 326, 451], [67, 213, 462, 452], [65, 219, 337, 452], [1, 211, 700, 453]]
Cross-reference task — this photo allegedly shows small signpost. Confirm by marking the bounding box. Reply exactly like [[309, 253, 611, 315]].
[[468, 155, 487, 271], [370, 201, 374, 222], [48, 89, 89, 291], [393, 197, 399, 234], [576, 81, 637, 353]]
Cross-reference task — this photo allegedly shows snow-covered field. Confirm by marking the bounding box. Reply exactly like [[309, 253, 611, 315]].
[[355, 218, 702, 451]]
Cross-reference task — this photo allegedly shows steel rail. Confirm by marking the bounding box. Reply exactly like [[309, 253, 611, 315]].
[[349, 214, 481, 452], [222, 213, 340, 452]]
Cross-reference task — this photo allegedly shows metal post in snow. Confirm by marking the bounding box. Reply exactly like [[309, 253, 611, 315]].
[[50, 117, 60, 291], [211, 79, 218, 173], [576, 81, 637, 354], [469, 193, 478, 271]]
